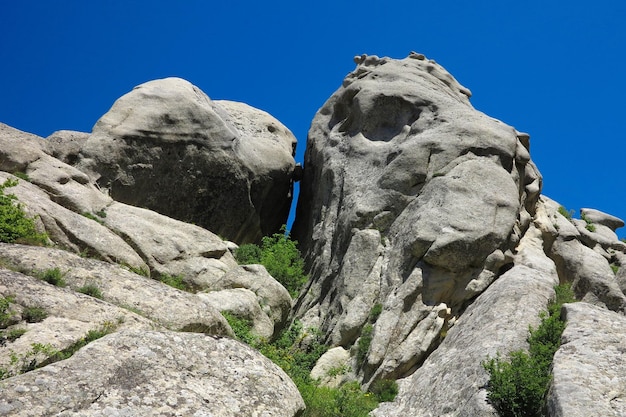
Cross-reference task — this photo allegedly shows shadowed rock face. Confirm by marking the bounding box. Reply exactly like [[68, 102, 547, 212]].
[[73, 78, 296, 244], [293, 53, 542, 383]]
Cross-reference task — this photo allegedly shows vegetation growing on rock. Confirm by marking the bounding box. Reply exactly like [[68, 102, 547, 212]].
[[223, 308, 398, 416], [483, 284, 576, 417], [235, 226, 308, 297], [0, 178, 47, 245]]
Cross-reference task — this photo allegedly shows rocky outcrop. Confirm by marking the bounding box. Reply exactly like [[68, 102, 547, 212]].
[[0, 118, 299, 414], [0, 330, 305, 416], [2, 54, 626, 417], [0, 244, 231, 334], [373, 220, 560, 416], [70, 78, 297, 244], [293, 52, 542, 383], [547, 302, 626, 417]]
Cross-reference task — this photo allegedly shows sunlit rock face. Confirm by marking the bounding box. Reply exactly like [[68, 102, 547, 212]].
[[293, 52, 542, 383], [74, 77, 296, 244]]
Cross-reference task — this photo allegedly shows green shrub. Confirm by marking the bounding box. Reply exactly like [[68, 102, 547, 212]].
[[557, 206, 574, 221], [222, 312, 258, 346], [77, 284, 103, 299], [22, 306, 48, 323], [81, 212, 104, 224], [234, 243, 262, 264], [3, 327, 26, 342], [0, 178, 48, 245], [369, 379, 399, 402], [156, 273, 193, 292], [49, 322, 116, 362], [483, 283, 575, 417], [0, 296, 15, 328], [235, 226, 308, 298], [12, 172, 30, 182], [36, 267, 67, 287], [357, 324, 374, 368]]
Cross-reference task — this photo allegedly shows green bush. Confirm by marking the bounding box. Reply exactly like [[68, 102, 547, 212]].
[[3, 327, 26, 342], [483, 283, 575, 417], [369, 379, 399, 403], [557, 206, 574, 221], [156, 273, 193, 292], [235, 226, 308, 298], [0, 296, 15, 328], [36, 267, 67, 287], [77, 284, 103, 299], [357, 324, 374, 368], [22, 306, 48, 323], [0, 178, 47, 245], [234, 243, 262, 264], [222, 312, 259, 346]]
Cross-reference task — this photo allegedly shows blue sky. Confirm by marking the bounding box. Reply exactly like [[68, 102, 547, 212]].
[[1, 1, 625, 237]]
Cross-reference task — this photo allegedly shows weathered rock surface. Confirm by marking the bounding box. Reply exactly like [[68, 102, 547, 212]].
[[0, 330, 305, 416], [0, 244, 231, 335], [1, 120, 300, 414], [293, 52, 542, 382], [203, 264, 293, 338], [547, 302, 626, 417], [2, 53, 626, 417], [372, 220, 560, 416], [73, 77, 297, 243], [0, 267, 157, 374]]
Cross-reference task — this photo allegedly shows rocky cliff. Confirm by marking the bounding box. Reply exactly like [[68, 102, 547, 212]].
[[1, 54, 625, 416]]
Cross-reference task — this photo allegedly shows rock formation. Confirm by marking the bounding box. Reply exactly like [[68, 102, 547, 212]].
[[67, 78, 297, 244], [292, 52, 626, 415], [1, 53, 626, 416], [292, 52, 542, 384], [0, 330, 304, 416], [0, 115, 301, 414]]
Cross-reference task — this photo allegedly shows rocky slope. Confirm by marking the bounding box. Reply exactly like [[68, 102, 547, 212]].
[[0, 53, 625, 416], [293, 53, 626, 415]]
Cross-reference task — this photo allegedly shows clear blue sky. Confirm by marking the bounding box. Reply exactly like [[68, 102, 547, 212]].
[[1, 1, 624, 237]]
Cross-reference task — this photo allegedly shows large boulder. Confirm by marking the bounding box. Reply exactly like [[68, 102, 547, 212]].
[[73, 77, 297, 243], [0, 330, 305, 416], [547, 302, 626, 417], [293, 52, 542, 382]]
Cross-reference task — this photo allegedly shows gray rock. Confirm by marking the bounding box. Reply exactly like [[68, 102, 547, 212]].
[[580, 208, 625, 232], [372, 223, 560, 417], [0, 244, 231, 335], [0, 267, 156, 374], [0, 330, 305, 416], [75, 78, 296, 243], [547, 302, 626, 417], [292, 53, 541, 380], [550, 227, 626, 313], [101, 201, 238, 288], [204, 264, 293, 338], [0, 123, 45, 173], [44, 130, 90, 164], [311, 346, 351, 388], [198, 288, 274, 340], [0, 171, 147, 270]]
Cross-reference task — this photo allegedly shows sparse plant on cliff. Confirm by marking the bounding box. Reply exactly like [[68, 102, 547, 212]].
[[557, 206, 574, 221], [77, 284, 104, 299], [35, 267, 67, 287], [0, 296, 16, 328], [22, 306, 48, 323], [580, 212, 596, 232], [483, 283, 576, 417], [0, 178, 47, 245], [235, 226, 308, 297]]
